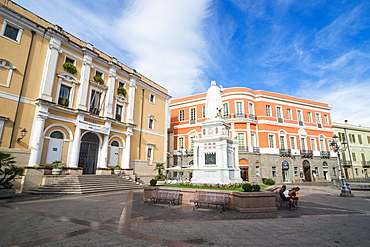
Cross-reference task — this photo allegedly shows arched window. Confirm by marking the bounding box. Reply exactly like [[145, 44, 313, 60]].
[[111, 140, 119, 147], [0, 59, 16, 87], [50, 131, 64, 139]]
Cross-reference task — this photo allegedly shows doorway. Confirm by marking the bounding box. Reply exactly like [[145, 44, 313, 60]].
[[239, 159, 249, 181], [79, 132, 100, 174], [303, 160, 311, 182]]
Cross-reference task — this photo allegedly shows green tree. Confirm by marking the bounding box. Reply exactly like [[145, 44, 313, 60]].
[[0, 151, 24, 188]]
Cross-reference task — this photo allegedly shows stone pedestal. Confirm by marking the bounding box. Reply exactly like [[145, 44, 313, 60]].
[[191, 118, 242, 184]]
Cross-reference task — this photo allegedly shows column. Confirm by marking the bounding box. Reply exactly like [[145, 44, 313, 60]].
[[68, 115, 84, 168], [122, 127, 133, 168], [104, 66, 117, 118], [39, 36, 61, 101], [99, 134, 109, 168], [76, 52, 93, 110], [247, 122, 251, 152], [28, 104, 49, 167], [126, 74, 139, 124]]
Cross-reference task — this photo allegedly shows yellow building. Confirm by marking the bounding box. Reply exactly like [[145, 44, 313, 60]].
[[0, 1, 170, 182]]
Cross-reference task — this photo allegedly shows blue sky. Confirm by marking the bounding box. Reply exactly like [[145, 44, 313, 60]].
[[12, 0, 370, 127]]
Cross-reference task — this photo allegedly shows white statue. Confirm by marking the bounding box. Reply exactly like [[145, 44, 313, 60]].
[[205, 81, 223, 119]]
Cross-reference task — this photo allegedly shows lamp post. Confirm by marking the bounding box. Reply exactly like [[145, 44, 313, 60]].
[[329, 134, 354, 197]]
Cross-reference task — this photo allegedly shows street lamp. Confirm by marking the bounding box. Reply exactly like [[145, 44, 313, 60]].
[[329, 134, 354, 197]]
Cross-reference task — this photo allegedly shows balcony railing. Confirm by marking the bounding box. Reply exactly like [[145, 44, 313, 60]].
[[238, 146, 249, 152], [115, 114, 121, 121], [278, 118, 284, 123], [342, 160, 352, 167], [362, 161, 370, 168], [89, 107, 100, 115], [222, 114, 230, 119], [229, 113, 257, 120], [317, 123, 322, 128], [190, 119, 196, 124], [300, 150, 313, 158], [279, 149, 291, 156], [298, 121, 304, 126], [320, 151, 331, 158], [253, 147, 260, 153]]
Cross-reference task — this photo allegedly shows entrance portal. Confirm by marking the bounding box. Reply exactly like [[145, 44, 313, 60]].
[[79, 132, 100, 174], [303, 160, 311, 182]]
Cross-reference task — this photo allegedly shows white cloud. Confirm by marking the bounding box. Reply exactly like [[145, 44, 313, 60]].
[[113, 0, 212, 98]]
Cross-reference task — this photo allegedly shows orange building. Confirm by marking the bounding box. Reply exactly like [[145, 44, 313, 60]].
[[169, 86, 338, 184]]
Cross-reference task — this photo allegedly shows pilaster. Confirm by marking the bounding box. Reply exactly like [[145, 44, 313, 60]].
[[76, 49, 95, 110], [122, 127, 133, 168]]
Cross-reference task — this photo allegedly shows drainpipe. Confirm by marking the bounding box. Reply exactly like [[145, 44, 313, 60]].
[[138, 89, 145, 159], [9, 30, 36, 148]]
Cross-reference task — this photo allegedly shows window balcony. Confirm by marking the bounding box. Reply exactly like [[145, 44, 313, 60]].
[[317, 123, 322, 128], [342, 160, 352, 167], [235, 113, 245, 118], [298, 121, 304, 126], [253, 147, 260, 153], [279, 149, 291, 156], [190, 119, 196, 124], [248, 114, 257, 120], [300, 150, 313, 158], [362, 161, 370, 168], [222, 114, 230, 119], [278, 118, 284, 123], [320, 151, 331, 158], [238, 146, 249, 152], [89, 107, 100, 115]]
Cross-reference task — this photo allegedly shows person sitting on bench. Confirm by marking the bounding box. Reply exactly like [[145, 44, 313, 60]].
[[281, 187, 299, 210]]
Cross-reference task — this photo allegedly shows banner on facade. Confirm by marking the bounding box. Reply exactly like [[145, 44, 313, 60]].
[[77, 120, 110, 135]]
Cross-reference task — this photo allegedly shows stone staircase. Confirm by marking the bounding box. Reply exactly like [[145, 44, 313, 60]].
[[27, 175, 143, 195]]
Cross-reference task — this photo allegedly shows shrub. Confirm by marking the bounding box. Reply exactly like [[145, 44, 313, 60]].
[[117, 87, 127, 97], [0, 151, 25, 188], [63, 62, 77, 74], [154, 174, 165, 181], [252, 184, 261, 192], [264, 178, 275, 185], [242, 183, 253, 192], [150, 179, 157, 186], [93, 75, 104, 84]]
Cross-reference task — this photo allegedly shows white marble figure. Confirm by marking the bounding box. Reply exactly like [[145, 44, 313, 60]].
[[205, 81, 223, 119]]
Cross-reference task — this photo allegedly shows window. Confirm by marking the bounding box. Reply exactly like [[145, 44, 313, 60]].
[[249, 103, 254, 115], [251, 133, 256, 147], [236, 102, 243, 116], [1, 20, 23, 43], [202, 106, 206, 118], [190, 136, 194, 149], [280, 136, 285, 149], [349, 134, 356, 143], [316, 113, 321, 124], [237, 133, 245, 150], [190, 108, 196, 123], [178, 137, 184, 149], [308, 112, 312, 123], [320, 139, 325, 151], [294, 167, 298, 176], [272, 166, 276, 176], [333, 167, 337, 177], [310, 139, 316, 151], [146, 145, 154, 162], [65, 57, 75, 65], [290, 137, 296, 149], [149, 93, 155, 103], [118, 81, 125, 88], [297, 110, 303, 122], [89, 89, 102, 115], [179, 110, 184, 121], [0, 59, 16, 87], [277, 107, 283, 122], [352, 152, 356, 162], [148, 115, 155, 130], [0, 118, 7, 141], [115, 105, 123, 121], [368, 136, 370, 144], [223, 103, 229, 117], [95, 70, 103, 77], [324, 115, 329, 125], [268, 134, 275, 148], [58, 84, 71, 107], [266, 105, 271, 117], [361, 153, 366, 162], [358, 135, 362, 144], [300, 137, 306, 150], [50, 131, 64, 139], [287, 108, 292, 120]]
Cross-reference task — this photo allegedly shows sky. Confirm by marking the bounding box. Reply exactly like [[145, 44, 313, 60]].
[[12, 0, 370, 127]]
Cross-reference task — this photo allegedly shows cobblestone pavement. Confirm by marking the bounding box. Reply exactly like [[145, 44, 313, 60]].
[[1, 184, 370, 247]]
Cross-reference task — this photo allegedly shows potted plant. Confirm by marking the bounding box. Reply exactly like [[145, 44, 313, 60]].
[[113, 165, 121, 175], [59, 97, 69, 107], [93, 75, 104, 84], [52, 160, 63, 175], [0, 151, 24, 198], [117, 87, 127, 97], [63, 62, 77, 75], [154, 163, 166, 185]]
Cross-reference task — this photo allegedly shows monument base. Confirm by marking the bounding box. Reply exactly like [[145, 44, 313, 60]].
[[191, 168, 242, 184]]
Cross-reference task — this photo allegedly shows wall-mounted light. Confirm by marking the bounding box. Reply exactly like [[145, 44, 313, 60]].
[[16, 128, 27, 142]]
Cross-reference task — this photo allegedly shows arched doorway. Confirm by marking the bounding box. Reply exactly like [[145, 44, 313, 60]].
[[109, 140, 120, 167], [239, 159, 249, 181], [302, 160, 311, 182], [79, 132, 100, 174], [46, 131, 64, 164]]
